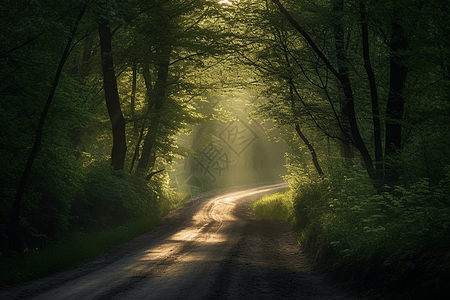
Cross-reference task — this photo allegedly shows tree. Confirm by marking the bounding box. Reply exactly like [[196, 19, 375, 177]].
[[136, 46, 171, 175], [271, 0, 379, 180], [99, 16, 127, 170], [121, 0, 236, 177], [7, 2, 87, 251], [384, 3, 409, 182], [359, 2, 383, 177]]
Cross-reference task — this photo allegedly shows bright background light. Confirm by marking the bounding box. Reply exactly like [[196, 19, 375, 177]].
[[218, 0, 233, 6]]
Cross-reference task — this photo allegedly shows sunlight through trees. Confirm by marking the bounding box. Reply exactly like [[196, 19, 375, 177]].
[[1, 1, 450, 296]]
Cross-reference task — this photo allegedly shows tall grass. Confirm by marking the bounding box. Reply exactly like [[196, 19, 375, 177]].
[[249, 190, 295, 224]]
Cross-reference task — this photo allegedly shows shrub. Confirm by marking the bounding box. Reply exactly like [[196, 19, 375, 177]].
[[293, 167, 450, 296], [71, 161, 165, 232]]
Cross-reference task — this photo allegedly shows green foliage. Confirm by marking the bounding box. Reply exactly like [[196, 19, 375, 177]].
[[0, 157, 183, 285], [287, 167, 450, 296], [1, 0, 237, 256], [318, 171, 450, 258], [249, 191, 294, 222], [0, 72, 88, 248], [72, 160, 170, 232]]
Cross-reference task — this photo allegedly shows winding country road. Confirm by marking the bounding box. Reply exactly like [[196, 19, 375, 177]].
[[2, 183, 369, 300]]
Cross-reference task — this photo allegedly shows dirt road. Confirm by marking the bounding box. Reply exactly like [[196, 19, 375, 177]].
[[1, 183, 369, 300]]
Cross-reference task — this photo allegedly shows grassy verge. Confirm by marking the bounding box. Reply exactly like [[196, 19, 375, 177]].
[[0, 216, 161, 287], [249, 190, 295, 224]]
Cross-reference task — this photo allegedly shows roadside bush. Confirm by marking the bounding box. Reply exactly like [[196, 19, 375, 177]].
[[323, 171, 450, 261], [1, 160, 183, 286], [0, 145, 85, 251], [71, 161, 166, 232], [291, 167, 450, 297]]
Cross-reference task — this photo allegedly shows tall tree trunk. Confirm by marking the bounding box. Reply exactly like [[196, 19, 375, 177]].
[[136, 49, 171, 175], [70, 33, 94, 76], [99, 18, 127, 170], [360, 2, 383, 180], [130, 123, 145, 173], [443, 65, 450, 133], [129, 63, 141, 173], [282, 35, 324, 176], [272, 0, 378, 179], [439, 3, 450, 133], [385, 9, 408, 182], [79, 33, 94, 77], [8, 4, 86, 251], [130, 63, 138, 135], [69, 33, 95, 147], [331, 0, 377, 175], [331, 0, 354, 163], [295, 124, 324, 176]]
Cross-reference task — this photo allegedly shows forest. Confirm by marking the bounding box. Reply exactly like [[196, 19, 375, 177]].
[[1, 0, 449, 297]]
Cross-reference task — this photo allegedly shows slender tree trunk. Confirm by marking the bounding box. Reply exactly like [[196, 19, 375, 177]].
[[443, 65, 450, 133], [136, 138, 155, 172], [130, 63, 139, 145], [439, 3, 450, 133], [282, 34, 324, 176], [130, 63, 138, 135], [295, 124, 324, 175], [128, 64, 141, 173], [71, 33, 93, 76], [331, 0, 354, 163], [331, 0, 377, 176], [69, 33, 95, 147], [130, 63, 153, 173], [130, 123, 145, 173], [385, 9, 408, 182], [136, 49, 171, 175], [79, 33, 94, 77], [272, 0, 378, 179], [99, 18, 127, 170], [360, 2, 383, 180], [8, 4, 86, 251]]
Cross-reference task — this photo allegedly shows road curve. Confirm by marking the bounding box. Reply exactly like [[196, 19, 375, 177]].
[[2, 182, 368, 300]]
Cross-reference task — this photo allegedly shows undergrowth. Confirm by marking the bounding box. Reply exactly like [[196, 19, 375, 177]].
[[0, 215, 161, 287], [0, 161, 185, 287], [250, 169, 450, 299]]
